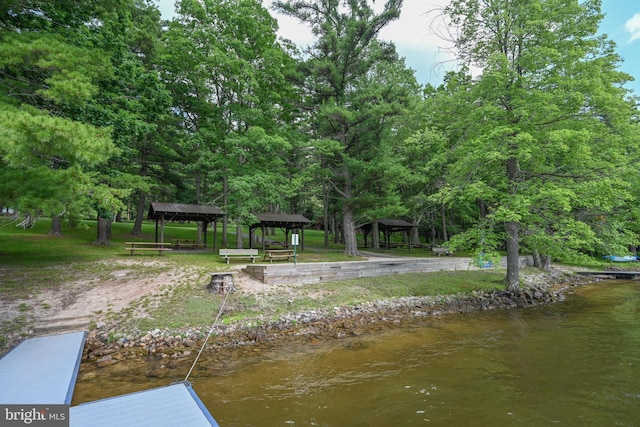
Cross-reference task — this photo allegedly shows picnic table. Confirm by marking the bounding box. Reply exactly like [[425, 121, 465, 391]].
[[264, 240, 288, 249], [172, 239, 199, 250], [263, 249, 296, 263], [124, 242, 173, 255]]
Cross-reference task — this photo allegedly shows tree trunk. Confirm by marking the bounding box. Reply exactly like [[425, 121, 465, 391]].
[[49, 215, 63, 237], [441, 204, 448, 242], [235, 224, 243, 249], [533, 252, 552, 272], [131, 193, 146, 236], [410, 218, 420, 246], [197, 221, 203, 244], [505, 221, 520, 290], [323, 184, 330, 247], [372, 220, 380, 249], [505, 157, 520, 291], [343, 206, 358, 256], [222, 176, 229, 247], [333, 211, 340, 244], [94, 216, 111, 246], [18, 215, 35, 229], [428, 211, 436, 246]]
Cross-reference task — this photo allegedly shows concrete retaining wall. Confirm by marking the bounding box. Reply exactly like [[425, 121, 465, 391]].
[[243, 256, 533, 285]]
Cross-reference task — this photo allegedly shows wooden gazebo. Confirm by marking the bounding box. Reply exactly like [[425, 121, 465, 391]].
[[147, 202, 224, 249], [358, 219, 416, 250], [249, 213, 311, 251]]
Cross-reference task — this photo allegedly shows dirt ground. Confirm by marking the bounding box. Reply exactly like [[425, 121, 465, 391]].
[[0, 258, 270, 337]]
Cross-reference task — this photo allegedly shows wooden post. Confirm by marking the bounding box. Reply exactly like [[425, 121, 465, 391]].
[[213, 220, 218, 251], [160, 214, 165, 244]]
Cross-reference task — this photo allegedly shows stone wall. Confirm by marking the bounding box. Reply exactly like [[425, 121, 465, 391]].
[[243, 256, 533, 284]]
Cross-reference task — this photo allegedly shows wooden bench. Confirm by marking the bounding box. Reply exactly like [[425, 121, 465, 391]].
[[124, 242, 173, 255], [219, 248, 258, 264], [264, 249, 296, 263], [432, 247, 453, 256]]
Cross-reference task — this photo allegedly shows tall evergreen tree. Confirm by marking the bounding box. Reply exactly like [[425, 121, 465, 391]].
[[161, 0, 298, 245], [0, 1, 119, 233], [274, 0, 415, 255]]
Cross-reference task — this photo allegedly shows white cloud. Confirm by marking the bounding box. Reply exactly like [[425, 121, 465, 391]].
[[376, 1, 451, 47], [270, 1, 452, 48], [625, 12, 640, 43], [157, 0, 459, 86], [265, 0, 457, 84], [155, 0, 175, 19]]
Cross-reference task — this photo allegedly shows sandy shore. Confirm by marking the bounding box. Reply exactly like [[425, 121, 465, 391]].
[[0, 257, 595, 359]]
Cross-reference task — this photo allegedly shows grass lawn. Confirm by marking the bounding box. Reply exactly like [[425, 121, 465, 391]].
[[0, 215, 609, 336]]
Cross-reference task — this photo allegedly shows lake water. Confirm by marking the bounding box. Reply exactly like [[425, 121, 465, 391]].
[[72, 282, 640, 426]]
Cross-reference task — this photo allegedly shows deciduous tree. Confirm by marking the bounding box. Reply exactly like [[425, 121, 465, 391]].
[[435, 0, 639, 289]]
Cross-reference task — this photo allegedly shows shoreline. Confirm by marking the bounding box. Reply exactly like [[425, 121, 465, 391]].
[[81, 268, 597, 368]]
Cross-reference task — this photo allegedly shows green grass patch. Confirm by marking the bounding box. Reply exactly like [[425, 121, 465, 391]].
[[133, 289, 262, 330], [0, 216, 361, 269], [274, 270, 506, 314], [134, 269, 507, 329], [0, 215, 588, 335]]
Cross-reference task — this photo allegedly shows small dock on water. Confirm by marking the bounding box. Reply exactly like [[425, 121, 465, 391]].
[[0, 331, 86, 405], [70, 382, 218, 427], [576, 271, 640, 280], [0, 331, 219, 426]]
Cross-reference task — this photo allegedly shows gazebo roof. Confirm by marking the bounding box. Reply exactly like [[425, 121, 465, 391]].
[[148, 202, 224, 222], [250, 213, 311, 230], [357, 219, 416, 233]]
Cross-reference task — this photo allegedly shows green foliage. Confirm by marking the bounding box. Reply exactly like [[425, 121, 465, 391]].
[[1, 0, 639, 272], [274, 0, 418, 254], [0, 1, 142, 226], [0, 105, 115, 168], [160, 0, 299, 224], [421, 0, 640, 287], [0, 32, 108, 105]]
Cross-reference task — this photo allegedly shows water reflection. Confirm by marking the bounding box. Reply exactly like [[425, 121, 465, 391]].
[[73, 282, 640, 426]]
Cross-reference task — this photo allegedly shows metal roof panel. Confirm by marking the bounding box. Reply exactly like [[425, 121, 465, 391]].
[[70, 382, 218, 427], [148, 202, 224, 220], [252, 212, 311, 225], [0, 331, 86, 404]]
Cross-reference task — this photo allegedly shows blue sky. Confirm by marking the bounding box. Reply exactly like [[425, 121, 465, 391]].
[[156, 0, 639, 95], [600, 0, 640, 94]]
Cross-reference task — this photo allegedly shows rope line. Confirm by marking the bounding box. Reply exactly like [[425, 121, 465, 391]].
[[184, 282, 232, 382]]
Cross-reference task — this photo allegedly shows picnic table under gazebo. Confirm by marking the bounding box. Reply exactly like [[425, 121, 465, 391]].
[[357, 219, 417, 250], [249, 212, 311, 251], [147, 202, 224, 250]]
